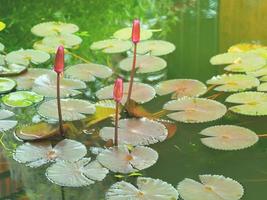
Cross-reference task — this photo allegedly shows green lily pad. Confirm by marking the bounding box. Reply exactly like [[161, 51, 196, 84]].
[[119, 55, 167, 74], [33, 40, 57, 54], [90, 39, 132, 53], [246, 66, 267, 77], [42, 34, 82, 49], [259, 75, 267, 81], [113, 27, 153, 41], [135, 40, 176, 56], [31, 21, 79, 37], [0, 109, 17, 132], [0, 42, 4, 52], [2, 91, 44, 108], [65, 63, 113, 82], [0, 64, 27, 77], [0, 78, 16, 94]]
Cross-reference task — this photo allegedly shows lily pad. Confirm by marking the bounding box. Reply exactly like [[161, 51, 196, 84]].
[[155, 79, 207, 98], [177, 175, 244, 200], [135, 40, 176, 56], [31, 21, 79, 37], [100, 118, 168, 146], [0, 109, 17, 132], [106, 177, 179, 200], [259, 75, 267, 82], [119, 55, 167, 74], [46, 158, 109, 187], [0, 42, 4, 52], [97, 145, 158, 174], [42, 34, 82, 49], [65, 63, 112, 82], [199, 125, 259, 150], [163, 97, 227, 123], [113, 27, 153, 41], [2, 91, 43, 108], [0, 78, 16, 94], [96, 82, 156, 105], [257, 82, 267, 91], [0, 55, 4, 65], [226, 92, 267, 116], [206, 74, 259, 92], [90, 39, 132, 53], [32, 74, 86, 98], [38, 98, 96, 121], [13, 139, 87, 168], [33, 40, 57, 53], [0, 64, 27, 76], [228, 43, 264, 52]]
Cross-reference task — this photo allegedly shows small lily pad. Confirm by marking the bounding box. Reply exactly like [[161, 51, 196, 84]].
[[106, 177, 179, 200], [38, 98, 96, 121], [200, 125, 259, 150], [0, 78, 16, 94], [100, 118, 168, 146], [65, 63, 112, 82], [0, 64, 27, 76], [97, 145, 158, 174], [135, 40, 176, 56], [31, 21, 79, 37], [2, 91, 43, 108], [206, 74, 260, 92], [177, 175, 244, 200], [119, 55, 167, 74], [46, 158, 109, 187], [113, 27, 153, 41], [90, 39, 132, 53], [42, 34, 82, 49], [0, 109, 17, 132], [155, 79, 207, 98], [13, 139, 87, 168], [0, 42, 4, 52], [163, 97, 227, 123]]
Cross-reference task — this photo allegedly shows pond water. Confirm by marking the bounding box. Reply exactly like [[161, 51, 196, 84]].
[[0, 0, 267, 199]]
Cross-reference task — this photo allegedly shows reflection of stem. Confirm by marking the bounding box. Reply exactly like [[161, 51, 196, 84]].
[[258, 134, 267, 138], [61, 186, 65, 200], [114, 101, 119, 146], [56, 73, 64, 137], [66, 51, 90, 63]]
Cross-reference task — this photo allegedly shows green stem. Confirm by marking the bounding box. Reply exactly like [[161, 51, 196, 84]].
[[57, 73, 64, 137], [66, 51, 90, 63]]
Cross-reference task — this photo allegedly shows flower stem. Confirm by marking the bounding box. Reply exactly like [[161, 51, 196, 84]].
[[56, 73, 64, 137], [114, 101, 119, 146], [66, 50, 90, 63], [258, 134, 267, 138]]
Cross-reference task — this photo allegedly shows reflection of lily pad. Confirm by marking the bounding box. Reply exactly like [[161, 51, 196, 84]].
[[163, 97, 227, 123], [96, 82, 156, 105], [0, 109, 17, 132], [206, 74, 259, 92], [226, 92, 267, 116], [113, 27, 153, 41], [65, 63, 112, 82], [136, 40, 176, 56], [38, 99, 96, 121], [200, 125, 259, 150], [0, 64, 27, 76], [46, 158, 109, 187], [0, 78, 16, 94], [2, 91, 43, 108], [155, 79, 207, 98], [13, 139, 87, 168], [100, 118, 168, 146], [119, 55, 167, 74], [97, 145, 158, 174], [106, 177, 178, 200], [31, 21, 79, 37], [42, 34, 82, 49], [177, 175, 244, 200], [90, 39, 132, 53]]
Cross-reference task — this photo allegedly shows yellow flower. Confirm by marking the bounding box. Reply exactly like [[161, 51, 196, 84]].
[[0, 21, 6, 31]]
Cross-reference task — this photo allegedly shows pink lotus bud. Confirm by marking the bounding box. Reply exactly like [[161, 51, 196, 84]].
[[113, 78, 123, 103], [54, 46, 64, 73], [132, 19, 140, 44]]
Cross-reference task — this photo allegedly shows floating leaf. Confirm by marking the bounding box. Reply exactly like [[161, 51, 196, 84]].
[[113, 27, 153, 41], [38, 99, 95, 121], [31, 22, 79, 37], [2, 91, 43, 108], [65, 63, 112, 82], [177, 175, 244, 200], [106, 177, 179, 200], [135, 40, 176, 56], [199, 125, 259, 150], [119, 55, 167, 74], [46, 158, 109, 187], [228, 43, 264, 52], [100, 118, 167, 146], [259, 75, 267, 82], [96, 82, 156, 105], [163, 97, 227, 123], [155, 79, 207, 98], [226, 92, 267, 116], [0, 78, 16, 94], [0, 109, 17, 132], [206, 74, 259, 92], [97, 145, 158, 174], [42, 34, 82, 49], [90, 39, 132, 53], [13, 139, 87, 168], [6, 49, 50, 66], [257, 82, 267, 91], [0, 64, 27, 76], [33, 40, 57, 53], [0, 55, 4, 65], [0, 42, 4, 52]]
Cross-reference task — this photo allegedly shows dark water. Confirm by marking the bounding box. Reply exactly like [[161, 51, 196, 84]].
[[0, 0, 267, 199]]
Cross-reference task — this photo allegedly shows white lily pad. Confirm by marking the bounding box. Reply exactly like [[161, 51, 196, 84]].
[[97, 145, 158, 174], [0, 109, 17, 132], [42, 34, 82, 49], [106, 177, 179, 200], [100, 118, 168, 146], [163, 97, 227, 123], [119, 55, 167, 74], [135, 40, 176, 56], [177, 175, 244, 200], [13, 139, 87, 168], [113, 27, 153, 41], [0, 64, 27, 76], [38, 98, 96, 121], [0, 54, 5, 65], [0, 78, 16, 94], [257, 82, 267, 91], [90, 39, 132, 53]]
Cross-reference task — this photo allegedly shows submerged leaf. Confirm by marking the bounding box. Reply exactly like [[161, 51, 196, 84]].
[[90, 39, 132, 53], [113, 27, 153, 41], [0, 109, 17, 132], [0, 77, 16, 94], [136, 40, 176, 56]]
